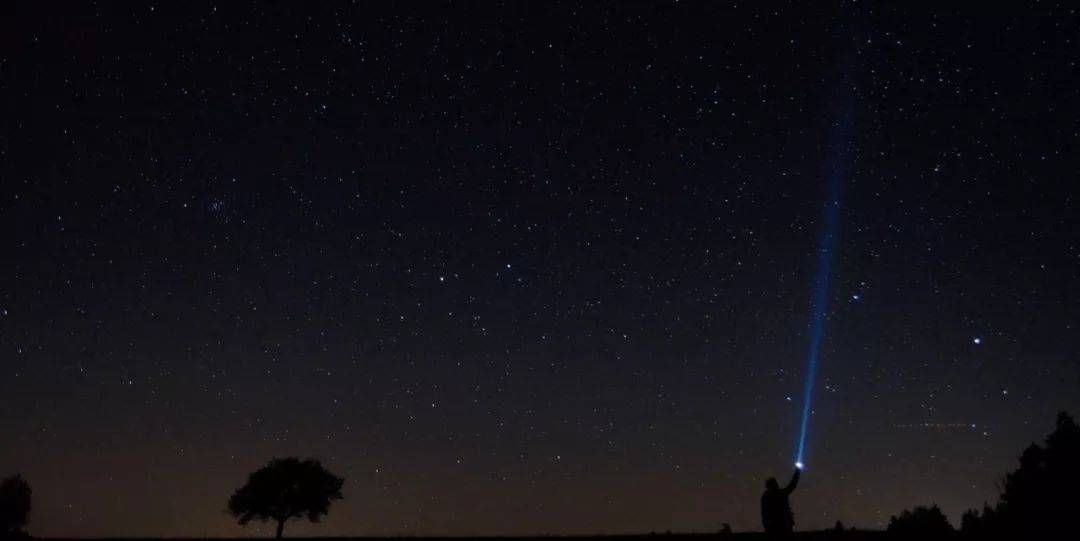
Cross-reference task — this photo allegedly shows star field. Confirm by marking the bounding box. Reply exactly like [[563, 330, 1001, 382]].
[[2, 1, 1079, 537]]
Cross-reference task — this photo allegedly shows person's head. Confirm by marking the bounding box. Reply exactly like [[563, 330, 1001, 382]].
[[765, 477, 779, 491]]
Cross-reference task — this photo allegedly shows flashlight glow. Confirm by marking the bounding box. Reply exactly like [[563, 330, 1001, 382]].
[[793, 59, 853, 468], [794, 168, 843, 467]]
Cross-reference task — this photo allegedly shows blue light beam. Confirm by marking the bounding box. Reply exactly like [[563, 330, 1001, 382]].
[[794, 67, 855, 469]]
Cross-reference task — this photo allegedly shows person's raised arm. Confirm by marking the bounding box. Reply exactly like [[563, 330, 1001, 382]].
[[783, 468, 801, 495]]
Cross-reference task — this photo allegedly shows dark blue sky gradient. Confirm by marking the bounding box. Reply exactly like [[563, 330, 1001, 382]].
[[2, 1, 1079, 536]]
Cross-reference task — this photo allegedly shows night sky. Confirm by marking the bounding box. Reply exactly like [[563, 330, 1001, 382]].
[[3, 1, 1079, 537]]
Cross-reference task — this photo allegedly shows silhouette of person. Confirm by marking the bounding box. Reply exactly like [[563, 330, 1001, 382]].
[[761, 467, 801, 535]]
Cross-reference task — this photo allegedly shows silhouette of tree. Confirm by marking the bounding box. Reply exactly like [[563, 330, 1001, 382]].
[[0, 475, 31, 537], [960, 505, 994, 537], [961, 411, 1080, 538], [886, 504, 953, 536], [228, 457, 344, 538]]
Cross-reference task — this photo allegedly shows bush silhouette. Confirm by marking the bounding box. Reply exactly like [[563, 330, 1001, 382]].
[[961, 411, 1080, 538], [0, 475, 31, 537], [886, 504, 953, 536], [228, 457, 344, 538]]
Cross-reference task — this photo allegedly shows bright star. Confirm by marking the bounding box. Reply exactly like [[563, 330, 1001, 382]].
[[973, 337, 982, 345]]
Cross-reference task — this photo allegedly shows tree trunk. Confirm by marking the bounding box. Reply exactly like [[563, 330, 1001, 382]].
[[275, 518, 285, 539]]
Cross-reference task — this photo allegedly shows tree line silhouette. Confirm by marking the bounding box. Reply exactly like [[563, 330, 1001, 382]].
[[886, 411, 1080, 539], [1, 411, 1077, 538]]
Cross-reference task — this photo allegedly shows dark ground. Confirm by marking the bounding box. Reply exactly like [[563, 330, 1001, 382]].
[[38, 534, 894, 541]]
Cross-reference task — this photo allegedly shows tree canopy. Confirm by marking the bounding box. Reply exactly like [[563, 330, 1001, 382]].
[[962, 411, 1080, 538], [228, 457, 344, 538], [887, 504, 954, 536]]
